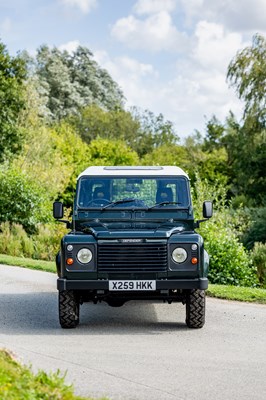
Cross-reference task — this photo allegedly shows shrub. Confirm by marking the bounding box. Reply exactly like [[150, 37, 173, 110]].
[[251, 242, 266, 287], [202, 221, 258, 286], [0, 222, 67, 261], [0, 167, 51, 233], [0, 222, 34, 258], [193, 176, 258, 287], [242, 208, 266, 249]]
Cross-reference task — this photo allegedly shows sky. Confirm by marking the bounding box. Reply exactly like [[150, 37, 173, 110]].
[[1, 0, 265, 138]]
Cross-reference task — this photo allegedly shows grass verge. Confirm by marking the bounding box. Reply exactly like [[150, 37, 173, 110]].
[[1, 253, 266, 304], [0, 254, 55, 273], [207, 284, 266, 304], [0, 349, 106, 400]]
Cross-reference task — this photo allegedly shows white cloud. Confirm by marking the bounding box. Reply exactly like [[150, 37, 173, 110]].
[[192, 21, 243, 70], [93, 49, 243, 138], [111, 11, 188, 52], [180, 0, 266, 32], [60, 0, 97, 14], [58, 40, 80, 53], [134, 0, 177, 15]]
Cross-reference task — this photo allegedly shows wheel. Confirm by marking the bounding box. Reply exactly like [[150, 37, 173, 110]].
[[59, 290, 80, 329], [185, 289, 205, 329]]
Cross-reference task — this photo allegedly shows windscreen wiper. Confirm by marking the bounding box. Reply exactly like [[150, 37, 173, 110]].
[[102, 198, 139, 210], [148, 201, 184, 210]]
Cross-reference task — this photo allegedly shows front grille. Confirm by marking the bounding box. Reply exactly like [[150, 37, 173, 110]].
[[98, 242, 167, 272]]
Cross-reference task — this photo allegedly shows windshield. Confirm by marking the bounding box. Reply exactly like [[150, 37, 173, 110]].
[[77, 176, 190, 209]]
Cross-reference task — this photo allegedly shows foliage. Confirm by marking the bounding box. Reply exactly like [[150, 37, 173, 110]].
[[0, 349, 103, 400], [227, 34, 266, 123], [183, 132, 228, 186], [70, 105, 179, 157], [226, 35, 266, 206], [141, 143, 188, 167], [69, 104, 140, 145], [242, 208, 266, 249], [30, 45, 123, 120], [202, 116, 225, 152], [0, 222, 67, 261], [88, 138, 139, 165], [131, 107, 179, 156], [0, 41, 27, 163], [250, 242, 266, 287], [193, 177, 258, 287], [50, 122, 92, 206], [224, 113, 266, 206], [0, 168, 51, 233]]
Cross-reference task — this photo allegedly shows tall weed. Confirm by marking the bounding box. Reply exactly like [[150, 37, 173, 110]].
[[0, 222, 67, 261]]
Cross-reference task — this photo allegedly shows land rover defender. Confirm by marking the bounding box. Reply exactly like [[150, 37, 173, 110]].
[[53, 166, 212, 329]]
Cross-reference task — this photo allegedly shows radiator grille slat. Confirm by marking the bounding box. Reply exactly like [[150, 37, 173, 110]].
[[98, 243, 167, 272]]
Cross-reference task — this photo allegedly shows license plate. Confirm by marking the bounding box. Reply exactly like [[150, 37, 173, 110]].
[[109, 280, 156, 291]]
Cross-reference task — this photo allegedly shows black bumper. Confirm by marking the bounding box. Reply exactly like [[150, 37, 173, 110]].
[[57, 278, 208, 291]]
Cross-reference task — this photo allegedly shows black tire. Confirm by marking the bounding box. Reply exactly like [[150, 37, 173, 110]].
[[185, 289, 206, 329], [59, 290, 80, 329]]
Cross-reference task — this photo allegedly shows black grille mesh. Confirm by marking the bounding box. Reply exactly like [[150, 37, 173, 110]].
[[98, 242, 167, 272]]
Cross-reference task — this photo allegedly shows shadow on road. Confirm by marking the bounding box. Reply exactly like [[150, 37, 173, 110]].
[[0, 292, 188, 335]]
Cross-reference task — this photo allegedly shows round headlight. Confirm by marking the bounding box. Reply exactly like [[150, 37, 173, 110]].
[[67, 244, 73, 252], [172, 247, 187, 263], [77, 248, 92, 264]]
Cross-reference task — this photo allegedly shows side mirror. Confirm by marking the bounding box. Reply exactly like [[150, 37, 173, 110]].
[[203, 201, 213, 219], [53, 201, 64, 219]]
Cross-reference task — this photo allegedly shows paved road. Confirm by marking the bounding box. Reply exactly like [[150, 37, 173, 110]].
[[0, 264, 266, 400]]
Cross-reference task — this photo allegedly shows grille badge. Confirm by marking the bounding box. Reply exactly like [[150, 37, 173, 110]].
[[120, 239, 143, 243]]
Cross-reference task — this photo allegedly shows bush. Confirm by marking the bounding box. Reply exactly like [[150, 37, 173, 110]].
[[193, 176, 258, 287], [242, 208, 266, 249], [0, 168, 51, 233], [251, 242, 266, 287], [0, 222, 34, 258], [202, 221, 258, 286], [0, 222, 67, 261]]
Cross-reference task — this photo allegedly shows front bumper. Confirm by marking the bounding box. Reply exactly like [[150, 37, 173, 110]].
[[57, 278, 208, 291]]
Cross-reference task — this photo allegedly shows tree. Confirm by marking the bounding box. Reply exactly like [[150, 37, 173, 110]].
[[0, 41, 27, 162], [29, 45, 124, 120], [69, 104, 141, 147], [227, 34, 266, 124], [88, 138, 139, 166], [0, 167, 51, 233], [226, 35, 266, 205], [224, 113, 266, 205], [131, 107, 179, 156]]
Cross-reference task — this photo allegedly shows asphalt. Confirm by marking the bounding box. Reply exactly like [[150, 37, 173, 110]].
[[0, 264, 266, 400]]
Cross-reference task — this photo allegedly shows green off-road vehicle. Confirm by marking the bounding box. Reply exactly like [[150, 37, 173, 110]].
[[53, 166, 212, 329]]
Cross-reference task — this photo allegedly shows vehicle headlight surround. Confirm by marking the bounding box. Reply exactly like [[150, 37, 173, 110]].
[[77, 248, 93, 264], [172, 247, 187, 264]]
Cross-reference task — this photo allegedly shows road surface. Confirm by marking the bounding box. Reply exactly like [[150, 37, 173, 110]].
[[0, 264, 265, 400]]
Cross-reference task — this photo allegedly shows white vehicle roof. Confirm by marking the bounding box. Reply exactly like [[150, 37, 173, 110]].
[[78, 166, 189, 179]]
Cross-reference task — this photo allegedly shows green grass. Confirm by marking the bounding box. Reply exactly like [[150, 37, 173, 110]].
[[207, 284, 266, 304], [0, 254, 55, 273], [0, 349, 107, 400], [1, 253, 266, 304]]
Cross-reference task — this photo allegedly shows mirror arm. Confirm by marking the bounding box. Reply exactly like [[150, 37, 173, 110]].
[[57, 219, 72, 229], [194, 219, 209, 229]]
